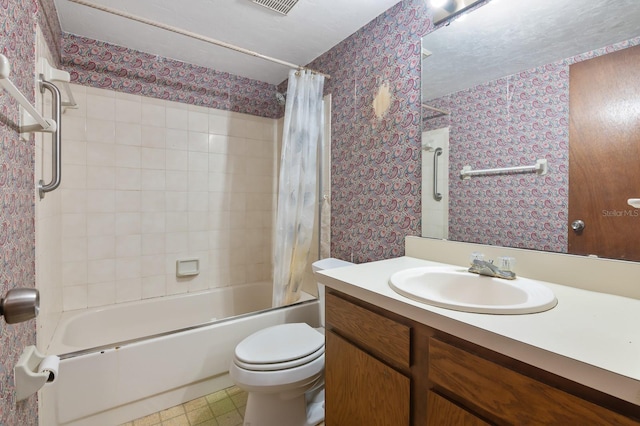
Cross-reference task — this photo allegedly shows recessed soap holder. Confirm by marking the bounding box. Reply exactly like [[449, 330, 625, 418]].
[[176, 258, 200, 277]]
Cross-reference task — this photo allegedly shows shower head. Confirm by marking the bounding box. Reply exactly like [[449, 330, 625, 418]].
[[276, 92, 286, 106]]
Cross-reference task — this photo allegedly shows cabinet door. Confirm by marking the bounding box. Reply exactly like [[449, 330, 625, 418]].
[[326, 330, 410, 425], [427, 391, 490, 426]]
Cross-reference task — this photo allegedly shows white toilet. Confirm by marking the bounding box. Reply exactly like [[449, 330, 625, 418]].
[[229, 257, 353, 426]]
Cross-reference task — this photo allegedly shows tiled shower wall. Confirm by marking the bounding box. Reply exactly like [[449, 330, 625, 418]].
[[58, 85, 276, 310]]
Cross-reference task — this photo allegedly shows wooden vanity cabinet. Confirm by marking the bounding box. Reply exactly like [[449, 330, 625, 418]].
[[324, 289, 640, 426]]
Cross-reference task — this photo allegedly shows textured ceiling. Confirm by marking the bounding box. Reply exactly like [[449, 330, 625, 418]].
[[422, 0, 640, 100], [54, 0, 403, 85]]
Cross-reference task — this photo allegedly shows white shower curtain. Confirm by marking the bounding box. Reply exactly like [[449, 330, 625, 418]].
[[272, 69, 325, 307]]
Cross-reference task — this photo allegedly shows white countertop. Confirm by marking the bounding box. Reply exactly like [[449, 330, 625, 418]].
[[317, 256, 640, 406]]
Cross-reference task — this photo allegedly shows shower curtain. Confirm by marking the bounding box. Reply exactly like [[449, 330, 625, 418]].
[[272, 69, 325, 307]]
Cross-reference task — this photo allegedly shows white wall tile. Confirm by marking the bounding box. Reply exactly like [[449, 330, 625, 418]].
[[141, 147, 166, 169], [86, 118, 115, 144], [141, 126, 166, 148], [63, 286, 88, 311], [87, 94, 116, 121], [188, 131, 209, 152], [56, 87, 279, 310], [116, 168, 141, 190], [166, 129, 188, 151], [116, 145, 141, 168], [140, 169, 165, 190], [87, 235, 115, 260], [87, 259, 116, 284], [116, 123, 142, 146], [86, 142, 115, 166], [141, 103, 166, 127], [116, 190, 141, 212], [141, 212, 165, 234], [87, 213, 115, 236], [87, 166, 116, 190], [116, 98, 142, 123], [188, 111, 209, 133], [166, 171, 188, 191], [166, 107, 188, 130], [88, 282, 116, 307]]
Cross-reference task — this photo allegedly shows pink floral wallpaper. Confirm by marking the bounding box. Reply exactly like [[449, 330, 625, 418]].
[[424, 36, 640, 253], [0, 0, 42, 423], [58, 0, 434, 264], [61, 34, 281, 118], [308, 0, 431, 262]]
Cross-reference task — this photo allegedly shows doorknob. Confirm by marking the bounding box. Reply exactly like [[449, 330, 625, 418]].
[[571, 220, 585, 231]]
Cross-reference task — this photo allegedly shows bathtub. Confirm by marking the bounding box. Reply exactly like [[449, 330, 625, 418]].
[[39, 282, 319, 426]]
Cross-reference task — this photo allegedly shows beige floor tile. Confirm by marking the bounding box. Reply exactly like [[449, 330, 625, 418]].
[[229, 392, 247, 409], [192, 419, 217, 426], [161, 414, 190, 426], [215, 410, 243, 426], [184, 396, 209, 412], [209, 398, 236, 417], [205, 389, 229, 404], [224, 386, 243, 396], [160, 405, 186, 421], [121, 423, 134, 426], [133, 412, 161, 426], [186, 406, 215, 425]]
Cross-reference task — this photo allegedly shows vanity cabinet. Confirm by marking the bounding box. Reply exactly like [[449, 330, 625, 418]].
[[325, 289, 640, 426], [324, 291, 413, 425]]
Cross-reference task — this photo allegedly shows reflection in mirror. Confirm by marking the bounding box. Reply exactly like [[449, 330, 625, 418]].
[[421, 0, 640, 261]]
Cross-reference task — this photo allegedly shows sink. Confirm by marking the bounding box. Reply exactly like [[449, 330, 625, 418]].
[[389, 266, 557, 314]]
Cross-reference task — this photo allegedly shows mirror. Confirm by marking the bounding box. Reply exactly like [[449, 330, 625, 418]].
[[421, 0, 640, 260]]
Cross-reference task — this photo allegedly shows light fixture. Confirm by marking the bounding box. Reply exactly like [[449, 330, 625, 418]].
[[430, 0, 451, 8], [431, 0, 484, 25]]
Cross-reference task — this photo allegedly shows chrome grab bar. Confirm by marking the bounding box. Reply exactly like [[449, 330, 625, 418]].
[[38, 76, 62, 199], [433, 147, 443, 201]]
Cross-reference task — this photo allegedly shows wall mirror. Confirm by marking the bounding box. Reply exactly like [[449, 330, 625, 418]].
[[421, 0, 640, 261]]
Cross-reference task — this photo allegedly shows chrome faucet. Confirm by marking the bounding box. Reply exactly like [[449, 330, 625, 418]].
[[468, 259, 516, 280]]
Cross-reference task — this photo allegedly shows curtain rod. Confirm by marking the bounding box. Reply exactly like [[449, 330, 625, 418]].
[[67, 0, 330, 79]]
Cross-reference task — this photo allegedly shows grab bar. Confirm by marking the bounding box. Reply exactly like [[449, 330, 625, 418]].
[[433, 147, 443, 201], [38, 76, 62, 199], [460, 159, 548, 179]]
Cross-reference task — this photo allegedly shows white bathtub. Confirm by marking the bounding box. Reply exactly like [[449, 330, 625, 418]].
[[39, 282, 319, 425]]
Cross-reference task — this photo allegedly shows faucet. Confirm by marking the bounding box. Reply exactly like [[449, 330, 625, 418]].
[[468, 259, 516, 280]]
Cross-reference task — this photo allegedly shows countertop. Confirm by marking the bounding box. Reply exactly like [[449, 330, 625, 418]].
[[316, 256, 640, 406]]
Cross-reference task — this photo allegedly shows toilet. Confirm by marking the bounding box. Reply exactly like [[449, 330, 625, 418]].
[[229, 257, 353, 426]]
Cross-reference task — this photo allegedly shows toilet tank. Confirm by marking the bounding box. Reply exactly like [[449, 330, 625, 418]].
[[311, 258, 353, 327]]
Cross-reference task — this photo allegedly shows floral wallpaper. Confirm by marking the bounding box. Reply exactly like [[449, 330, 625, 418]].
[[308, 0, 432, 262], [59, 0, 435, 264], [36, 0, 62, 65], [61, 34, 281, 119], [424, 36, 640, 253], [0, 0, 42, 423]]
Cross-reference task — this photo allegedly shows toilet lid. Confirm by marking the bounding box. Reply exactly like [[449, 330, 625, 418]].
[[235, 323, 325, 366]]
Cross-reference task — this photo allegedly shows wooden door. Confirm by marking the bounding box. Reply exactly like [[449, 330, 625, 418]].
[[568, 44, 640, 261], [325, 331, 410, 425]]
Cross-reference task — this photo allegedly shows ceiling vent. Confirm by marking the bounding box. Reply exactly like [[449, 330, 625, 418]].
[[251, 0, 300, 15]]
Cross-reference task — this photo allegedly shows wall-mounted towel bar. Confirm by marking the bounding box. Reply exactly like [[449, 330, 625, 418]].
[[0, 54, 56, 133], [422, 103, 450, 120], [460, 159, 548, 179]]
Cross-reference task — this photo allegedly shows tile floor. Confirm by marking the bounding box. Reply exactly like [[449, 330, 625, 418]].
[[122, 386, 247, 426], [122, 385, 326, 426]]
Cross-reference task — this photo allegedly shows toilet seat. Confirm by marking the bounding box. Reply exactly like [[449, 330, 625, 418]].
[[234, 323, 325, 371]]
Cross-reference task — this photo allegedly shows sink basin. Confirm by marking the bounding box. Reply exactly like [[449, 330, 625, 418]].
[[389, 266, 557, 314]]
